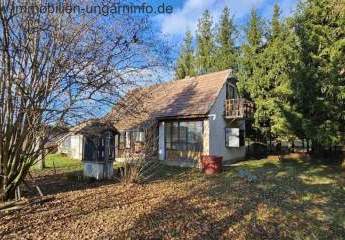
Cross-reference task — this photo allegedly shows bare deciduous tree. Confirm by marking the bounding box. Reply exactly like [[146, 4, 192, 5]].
[[0, 0, 170, 201]]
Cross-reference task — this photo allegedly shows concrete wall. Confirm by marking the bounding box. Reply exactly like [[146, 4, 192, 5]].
[[208, 85, 246, 163], [83, 161, 113, 180]]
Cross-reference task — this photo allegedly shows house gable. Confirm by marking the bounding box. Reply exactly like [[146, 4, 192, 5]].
[[107, 69, 232, 130]]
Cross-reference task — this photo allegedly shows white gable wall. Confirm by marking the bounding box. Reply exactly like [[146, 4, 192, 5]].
[[208, 85, 246, 163], [58, 134, 84, 160]]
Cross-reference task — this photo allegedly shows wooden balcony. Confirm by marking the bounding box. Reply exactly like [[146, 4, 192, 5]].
[[224, 98, 254, 119]]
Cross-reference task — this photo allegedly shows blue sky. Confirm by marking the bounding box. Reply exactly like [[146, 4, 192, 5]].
[[144, 0, 299, 80], [152, 0, 299, 43]]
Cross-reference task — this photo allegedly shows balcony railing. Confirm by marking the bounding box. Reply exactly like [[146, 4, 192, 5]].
[[224, 98, 254, 119]]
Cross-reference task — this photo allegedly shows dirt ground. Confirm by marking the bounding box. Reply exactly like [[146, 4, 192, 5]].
[[1, 158, 345, 240]]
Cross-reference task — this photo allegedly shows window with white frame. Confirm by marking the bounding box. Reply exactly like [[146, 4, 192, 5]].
[[225, 128, 245, 147], [165, 120, 203, 152]]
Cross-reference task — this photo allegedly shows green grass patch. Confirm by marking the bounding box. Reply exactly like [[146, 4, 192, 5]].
[[33, 153, 82, 172], [203, 157, 345, 238]]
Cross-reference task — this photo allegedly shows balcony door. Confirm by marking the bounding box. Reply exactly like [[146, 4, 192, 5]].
[[226, 83, 237, 99]]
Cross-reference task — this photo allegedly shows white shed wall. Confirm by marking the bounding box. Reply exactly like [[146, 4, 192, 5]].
[[70, 135, 84, 160], [58, 134, 84, 160]]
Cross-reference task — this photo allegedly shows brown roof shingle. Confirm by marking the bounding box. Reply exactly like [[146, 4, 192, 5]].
[[107, 69, 231, 130]]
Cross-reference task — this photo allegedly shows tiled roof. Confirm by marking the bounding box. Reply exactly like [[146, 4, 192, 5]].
[[107, 69, 231, 130]]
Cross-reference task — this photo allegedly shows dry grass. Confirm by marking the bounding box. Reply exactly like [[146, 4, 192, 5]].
[[1, 157, 344, 239]]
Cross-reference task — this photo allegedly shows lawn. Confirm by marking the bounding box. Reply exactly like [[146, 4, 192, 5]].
[[33, 153, 82, 172], [1, 155, 344, 239]]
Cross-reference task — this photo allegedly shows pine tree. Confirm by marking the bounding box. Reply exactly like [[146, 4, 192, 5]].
[[238, 8, 264, 97], [239, 5, 303, 142], [271, 2, 281, 39], [293, 0, 345, 149], [214, 7, 237, 71], [253, 22, 302, 141], [237, 8, 265, 141], [195, 10, 216, 74], [175, 30, 195, 79], [247, 8, 263, 48]]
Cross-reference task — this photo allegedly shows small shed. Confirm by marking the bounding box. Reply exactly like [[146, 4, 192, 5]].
[[70, 120, 117, 180]]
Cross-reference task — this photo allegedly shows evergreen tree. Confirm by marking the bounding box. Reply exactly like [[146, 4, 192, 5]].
[[237, 8, 265, 141], [247, 8, 263, 48], [239, 5, 303, 143], [175, 30, 195, 79], [214, 7, 237, 71], [252, 22, 302, 141], [238, 8, 264, 98], [271, 2, 281, 39], [195, 10, 216, 74], [293, 0, 345, 149]]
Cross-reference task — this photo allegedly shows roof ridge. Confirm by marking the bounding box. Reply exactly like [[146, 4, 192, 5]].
[[145, 69, 232, 90], [110, 69, 232, 130]]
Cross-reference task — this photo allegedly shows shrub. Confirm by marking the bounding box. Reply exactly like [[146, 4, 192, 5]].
[[117, 153, 160, 184]]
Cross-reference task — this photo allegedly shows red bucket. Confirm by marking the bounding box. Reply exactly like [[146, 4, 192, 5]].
[[201, 155, 223, 175]]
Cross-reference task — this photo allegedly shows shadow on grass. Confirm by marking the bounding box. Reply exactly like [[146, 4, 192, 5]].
[[23, 169, 116, 197], [26, 163, 192, 198], [127, 159, 345, 239], [149, 164, 196, 182]]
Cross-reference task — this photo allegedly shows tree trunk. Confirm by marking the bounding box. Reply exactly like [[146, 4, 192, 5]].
[[291, 140, 295, 153], [37, 150, 46, 170], [1, 177, 16, 202], [302, 139, 305, 151], [306, 139, 310, 153]]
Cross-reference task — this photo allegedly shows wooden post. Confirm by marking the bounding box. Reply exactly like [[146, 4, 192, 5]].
[[37, 150, 46, 170]]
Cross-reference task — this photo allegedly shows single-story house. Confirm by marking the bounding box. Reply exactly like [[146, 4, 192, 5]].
[[55, 69, 253, 168], [106, 69, 253, 167]]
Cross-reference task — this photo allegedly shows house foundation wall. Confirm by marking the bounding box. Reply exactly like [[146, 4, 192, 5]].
[[83, 161, 113, 180]]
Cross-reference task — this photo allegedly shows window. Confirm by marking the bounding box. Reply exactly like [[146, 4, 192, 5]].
[[165, 122, 172, 149], [165, 120, 203, 152], [117, 129, 145, 151], [106, 131, 115, 159], [115, 134, 118, 149], [119, 133, 125, 144], [179, 122, 188, 150], [226, 83, 237, 99], [133, 130, 145, 142], [118, 132, 125, 150], [125, 131, 131, 148], [225, 128, 245, 147]]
